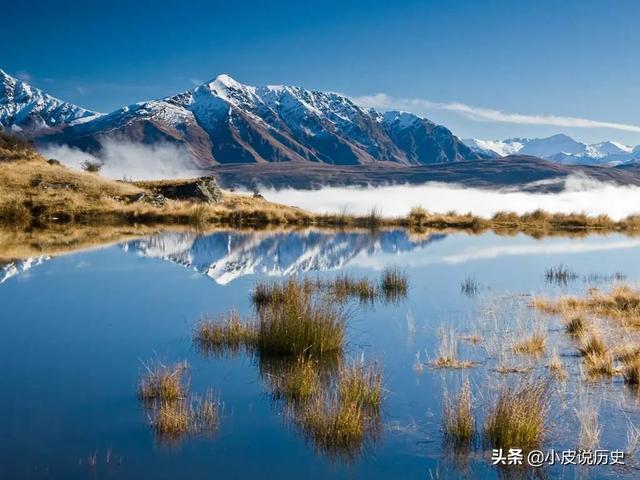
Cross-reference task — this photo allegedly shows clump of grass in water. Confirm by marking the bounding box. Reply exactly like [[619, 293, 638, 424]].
[[578, 330, 607, 357], [338, 358, 383, 409], [432, 329, 474, 369], [511, 331, 546, 356], [379, 266, 409, 302], [329, 274, 377, 303], [583, 351, 617, 378], [442, 380, 475, 446], [623, 356, 640, 385], [297, 395, 366, 459], [269, 356, 321, 403], [193, 310, 257, 356], [549, 348, 568, 380], [545, 264, 578, 286], [251, 277, 318, 308], [256, 282, 346, 357], [565, 315, 587, 336], [460, 277, 479, 297], [138, 360, 188, 401], [484, 379, 549, 449]]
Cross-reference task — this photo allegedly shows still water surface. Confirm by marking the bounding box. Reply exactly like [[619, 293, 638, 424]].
[[2, 229, 640, 479]]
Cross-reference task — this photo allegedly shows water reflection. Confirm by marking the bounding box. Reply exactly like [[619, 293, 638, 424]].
[[125, 229, 445, 284]]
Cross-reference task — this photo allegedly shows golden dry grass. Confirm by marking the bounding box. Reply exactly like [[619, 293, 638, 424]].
[[338, 359, 383, 409], [442, 380, 475, 446], [511, 331, 546, 356], [138, 360, 188, 402], [484, 379, 549, 449], [193, 310, 257, 356]]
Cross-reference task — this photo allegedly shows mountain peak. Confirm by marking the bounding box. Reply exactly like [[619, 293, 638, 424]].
[[0, 67, 99, 131], [210, 73, 243, 89]]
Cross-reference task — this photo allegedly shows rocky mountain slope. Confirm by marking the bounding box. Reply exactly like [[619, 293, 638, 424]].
[[0, 70, 100, 132], [0, 69, 481, 167]]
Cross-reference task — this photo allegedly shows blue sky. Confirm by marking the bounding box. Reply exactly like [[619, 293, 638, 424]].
[[3, 0, 640, 144]]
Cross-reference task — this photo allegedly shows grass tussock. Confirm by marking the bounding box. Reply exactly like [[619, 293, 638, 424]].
[[256, 283, 346, 357], [193, 310, 257, 356], [432, 329, 475, 369], [338, 359, 383, 409], [565, 315, 588, 336], [484, 379, 549, 449], [511, 331, 546, 356], [379, 267, 409, 302], [576, 406, 601, 450], [138, 360, 188, 401], [329, 274, 377, 303], [549, 349, 568, 380], [623, 356, 640, 385], [443, 380, 475, 446], [583, 351, 617, 378], [577, 331, 608, 357]]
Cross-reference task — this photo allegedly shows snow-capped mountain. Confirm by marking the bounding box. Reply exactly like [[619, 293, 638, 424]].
[[463, 134, 639, 165], [0, 69, 481, 166], [126, 229, 445, 285], [0, 69, 100, 132]]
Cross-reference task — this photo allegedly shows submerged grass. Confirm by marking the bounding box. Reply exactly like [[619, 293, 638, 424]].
[[149, 390, 219, 440], [432, 329, 475, 369], [484, 379, 549, 449]]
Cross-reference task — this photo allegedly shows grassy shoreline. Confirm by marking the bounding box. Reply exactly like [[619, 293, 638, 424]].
[[3, 135, 640, 249]]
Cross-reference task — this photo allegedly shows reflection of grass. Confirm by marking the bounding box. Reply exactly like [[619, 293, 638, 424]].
[[545, 264, 578, 286], [624, 357, 640, 385], [484, 379, 549, 449], [296, 395, 367, 459], [268, 356, 321, 403], [460, 277, 479, 296], [138, 360, 188, 401], [149, 390, 219, 440], [443, 380, 475, 446]]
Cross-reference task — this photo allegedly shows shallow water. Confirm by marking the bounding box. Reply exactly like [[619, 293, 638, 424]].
[[2, 229, 640, 479]]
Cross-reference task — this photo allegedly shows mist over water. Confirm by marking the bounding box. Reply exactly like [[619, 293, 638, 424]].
[[261, 176, 640, 220]]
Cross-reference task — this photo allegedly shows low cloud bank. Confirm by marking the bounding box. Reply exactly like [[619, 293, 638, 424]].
[[40, 140, 200, 181], [260, 176, 640, 221]]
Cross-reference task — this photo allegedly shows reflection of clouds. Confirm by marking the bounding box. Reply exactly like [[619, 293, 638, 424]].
[[441, 239, 640, 264], [350, 238, 640, 269]]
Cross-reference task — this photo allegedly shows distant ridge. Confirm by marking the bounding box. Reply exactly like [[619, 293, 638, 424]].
[[0, 68, 482, 168]]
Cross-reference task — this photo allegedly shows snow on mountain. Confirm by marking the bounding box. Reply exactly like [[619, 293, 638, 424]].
[[463, 134, 639, 165], [0, 69, 100, 132], [0, 68, 481, 167]]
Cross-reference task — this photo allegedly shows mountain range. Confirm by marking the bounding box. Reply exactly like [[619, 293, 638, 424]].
[[0, 68, 481, 168], [463, 134, 640, 165]]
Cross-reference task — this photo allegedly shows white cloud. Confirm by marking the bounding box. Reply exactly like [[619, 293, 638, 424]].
[[39, 140, 200, 181], [351, 93, 640, 133], [260, 176, 640, 221]]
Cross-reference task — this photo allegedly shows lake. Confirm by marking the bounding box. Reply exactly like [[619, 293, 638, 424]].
[[2, 228, 640, 479]]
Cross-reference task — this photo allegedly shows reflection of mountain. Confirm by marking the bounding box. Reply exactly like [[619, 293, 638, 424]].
[[126, 230, 445, 284], [1, 257, 49, 284]]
